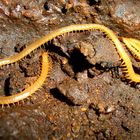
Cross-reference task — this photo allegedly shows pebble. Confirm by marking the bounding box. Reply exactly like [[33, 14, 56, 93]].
[[57, 79, 89, 105]]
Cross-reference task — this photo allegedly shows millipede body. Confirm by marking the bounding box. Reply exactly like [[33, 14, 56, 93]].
[[0, 52, 49, 105], [0, 24, 140, 106]]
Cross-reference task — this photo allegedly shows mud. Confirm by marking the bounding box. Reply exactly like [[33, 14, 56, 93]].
[[0, 0, 140, 140]]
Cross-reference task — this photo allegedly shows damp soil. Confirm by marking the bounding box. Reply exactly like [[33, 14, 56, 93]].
[[0, 0, 140, 140]]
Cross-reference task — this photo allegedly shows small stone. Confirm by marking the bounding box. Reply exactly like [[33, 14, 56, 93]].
[[62, 63, 75, 77], [81, 107, 87, 112], [78, 41, 95, 58], [105, 105, 115, 114], [57, 79, 89, 105], [76, 70, 88, 83]]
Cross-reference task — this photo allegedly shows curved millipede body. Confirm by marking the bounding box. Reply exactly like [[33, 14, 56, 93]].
[[0, 24, 140, 83], [122, 37, 140, 60], [0, 24, 140, 106], [0, 52, 49, 105]]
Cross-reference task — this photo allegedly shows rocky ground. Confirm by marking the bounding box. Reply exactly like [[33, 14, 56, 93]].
[[0, 0, 140, 139]]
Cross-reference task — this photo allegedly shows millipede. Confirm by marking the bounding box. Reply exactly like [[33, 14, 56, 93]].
[[0, 24, 140, 106], [122, 37, 140, 60], [0, 52, 49, 106]]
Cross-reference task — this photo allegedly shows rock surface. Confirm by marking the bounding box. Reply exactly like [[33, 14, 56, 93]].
[[0, 0, 139, 140]]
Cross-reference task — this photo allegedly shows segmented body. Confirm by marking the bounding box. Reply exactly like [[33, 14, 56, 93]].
[[0, 52, 49, 105], [0, 24, 140, 105], [1, 24, 140, 82], [122, 37, 140, 60]]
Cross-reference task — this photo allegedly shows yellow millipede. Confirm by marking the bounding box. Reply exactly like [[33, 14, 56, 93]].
[[0, 24, 140, 106], [0, 52, 49, 106], [122, 37, 140, 60]]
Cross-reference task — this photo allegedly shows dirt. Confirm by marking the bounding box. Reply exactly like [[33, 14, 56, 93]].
[[0, 0, 140, 140]]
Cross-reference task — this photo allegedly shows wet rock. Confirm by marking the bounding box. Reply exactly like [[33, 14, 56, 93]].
[[57, 79, 89, 105], [0, 0, 140, 139], [100, 0, 140, 38], [110, 1, 140, 30]]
